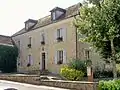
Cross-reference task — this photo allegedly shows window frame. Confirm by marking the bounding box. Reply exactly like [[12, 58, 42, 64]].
[[57, 50, 63, 64]]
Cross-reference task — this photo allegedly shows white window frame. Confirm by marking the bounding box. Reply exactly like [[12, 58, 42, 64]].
[[57, 50, 63, 64]]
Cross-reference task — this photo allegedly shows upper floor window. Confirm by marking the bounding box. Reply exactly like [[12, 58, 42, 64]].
[[85, 50, 90, 60], [28, 37, 31, 48], [27, 55, 33, 67], [24, 19, 37, 31], [50, 7, 66, 21], [57, 28, 63, 42], [41, 33, 45, 45]]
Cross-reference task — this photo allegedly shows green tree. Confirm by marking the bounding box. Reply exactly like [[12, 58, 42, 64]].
[[75, 0, 120, 78], [0, 45, 18, 73]]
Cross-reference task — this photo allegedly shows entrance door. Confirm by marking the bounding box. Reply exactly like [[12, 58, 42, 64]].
[[42, 53, 45, 70]]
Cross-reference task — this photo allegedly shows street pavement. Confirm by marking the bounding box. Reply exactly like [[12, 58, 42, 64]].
[[0, 80, 69, 90]]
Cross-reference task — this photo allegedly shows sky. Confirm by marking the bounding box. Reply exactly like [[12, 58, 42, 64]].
[[0, 0, 83, 36]]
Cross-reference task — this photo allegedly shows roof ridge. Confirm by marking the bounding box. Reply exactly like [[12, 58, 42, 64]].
[[0, 35, 11, 38]]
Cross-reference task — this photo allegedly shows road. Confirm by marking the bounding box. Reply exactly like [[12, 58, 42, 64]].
[[0, 80, 69, 90]]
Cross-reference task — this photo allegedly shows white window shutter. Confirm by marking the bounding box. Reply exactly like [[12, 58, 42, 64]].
[[62, 28, 67, 41], [63, 50, 67, 64], [54, 51, 57, 64], [54, 30, 57, 42]]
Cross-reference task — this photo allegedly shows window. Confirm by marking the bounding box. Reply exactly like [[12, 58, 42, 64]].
[[57, 28, 63, 42], [57, 50, 63, 64], [27, 55, 32, 67], [41, 33, 45, 45], [28, 37, 31, 48], [85, 50, 90, 60]]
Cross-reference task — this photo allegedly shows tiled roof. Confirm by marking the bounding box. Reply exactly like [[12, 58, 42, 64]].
[[12, 2, 81, 37], [0, 35, 13, 45]]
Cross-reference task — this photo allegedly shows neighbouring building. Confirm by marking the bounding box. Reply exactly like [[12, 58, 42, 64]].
[[12, 3, 105, 74], [0, 35, 13, 46]]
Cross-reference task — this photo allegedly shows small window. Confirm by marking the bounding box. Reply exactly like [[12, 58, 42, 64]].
[[27, 55, 32, 66], [41, 33, 45, 45], [57, 50, 63, 64], [57, 28, 63, 42], [85, 50, 90, 60], [28, 37, 32, 48]]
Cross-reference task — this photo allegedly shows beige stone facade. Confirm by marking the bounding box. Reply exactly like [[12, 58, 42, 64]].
[[12, 3, 104, 74]]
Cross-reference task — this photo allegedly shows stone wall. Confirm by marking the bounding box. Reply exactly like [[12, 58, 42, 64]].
[[0, 75, 98, 90]]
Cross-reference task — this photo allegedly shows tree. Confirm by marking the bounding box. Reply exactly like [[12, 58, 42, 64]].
[[0, 45, 18, 73], [75, 0, 120, 78]]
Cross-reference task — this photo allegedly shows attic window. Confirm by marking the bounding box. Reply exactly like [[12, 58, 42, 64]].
[[25, 19, 37, 31], [50, 7, 66, 21]]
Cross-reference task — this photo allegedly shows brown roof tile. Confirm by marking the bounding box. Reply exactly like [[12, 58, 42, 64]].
[[0, 35, 13, 45]]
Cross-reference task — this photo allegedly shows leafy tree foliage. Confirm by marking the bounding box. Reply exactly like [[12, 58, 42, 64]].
[[75, 0, 120, 78], [0, 45, 18, 73]]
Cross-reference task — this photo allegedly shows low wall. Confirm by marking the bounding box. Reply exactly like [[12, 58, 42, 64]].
[[0, 75, 98, 90], [0, 75, 41, 85], [40, 80, 98, 90]]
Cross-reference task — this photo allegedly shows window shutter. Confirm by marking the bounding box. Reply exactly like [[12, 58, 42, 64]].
[[40, 54, 42, 70], [63, 50, 67, 64], [54, 51, 57, 64], [62, 28, 67, 41], [45, 52, 48, 69], [54, 30, 57, 42]]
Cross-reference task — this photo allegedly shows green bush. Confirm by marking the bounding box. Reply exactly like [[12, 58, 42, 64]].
[[69, 59, 87, 73], [60, 66, 84, 81], [0, 45, 18, 73], [99, 80, 120, 90]]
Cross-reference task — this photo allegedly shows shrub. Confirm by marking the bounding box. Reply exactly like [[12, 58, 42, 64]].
[[0, 45, 18, 73], [60, 66, 84, 81], [99, 80, 120, 90], [69, 59, 87, 73]]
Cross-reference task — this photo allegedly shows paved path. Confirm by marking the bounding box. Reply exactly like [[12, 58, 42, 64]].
[[0, 80, 69, 90]]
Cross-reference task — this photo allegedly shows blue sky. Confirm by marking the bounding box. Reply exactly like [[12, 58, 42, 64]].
[[0, 0, 83, 36]]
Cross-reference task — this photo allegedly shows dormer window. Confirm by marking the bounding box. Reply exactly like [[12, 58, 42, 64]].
[[24, 19, 37, 31], [50, 7, 66, 21]]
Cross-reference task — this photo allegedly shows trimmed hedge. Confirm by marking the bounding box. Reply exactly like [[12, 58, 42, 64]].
[[0, 45, 18, 73], [60, 66, 84, 81], [99, 80, 120, 90]]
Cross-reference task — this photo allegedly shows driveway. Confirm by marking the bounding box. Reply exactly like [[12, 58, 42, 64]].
[[0, 80, 69, 90]]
